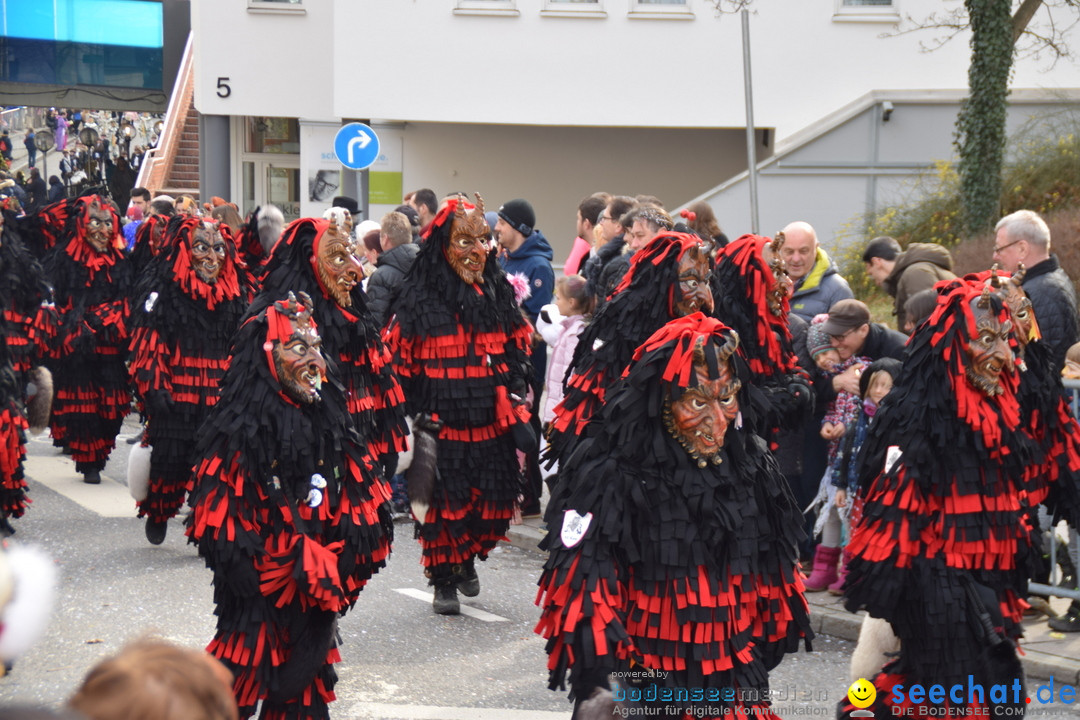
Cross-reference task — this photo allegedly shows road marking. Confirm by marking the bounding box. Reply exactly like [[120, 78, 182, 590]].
[[345, 702, 566, 719], [392, 588, 510, 622], [25, 449, 135, 519]]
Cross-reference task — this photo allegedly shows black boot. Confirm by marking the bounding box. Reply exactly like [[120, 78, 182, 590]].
[[433, 584, 460, 615], [1049, 600, 1080, 632], [145, 517, 167, 545], [457, 559, 480, 598], [83, 469, 101, 485]]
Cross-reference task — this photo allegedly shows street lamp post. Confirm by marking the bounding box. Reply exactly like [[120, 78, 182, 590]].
[[34, 130, 55, 180]]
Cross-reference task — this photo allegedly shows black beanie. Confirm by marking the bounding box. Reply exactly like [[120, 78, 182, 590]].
[[497, 199, 535, 236]]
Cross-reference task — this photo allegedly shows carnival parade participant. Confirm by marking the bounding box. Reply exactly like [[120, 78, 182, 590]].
[[384, 193, 534, 615], [128, 215, 253, 544], [186, 292, 392, 720], [839, 275, 1080, 717], [546, 231, 712, 465], [537, 313, 811, 720], [43, 195, 131, 485], [247, 212, 407, 476]]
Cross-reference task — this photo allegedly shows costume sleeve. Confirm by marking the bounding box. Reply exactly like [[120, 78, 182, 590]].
[[187, 457, 349, 613], [536, 512, 633, 695], [129, 326, 173, 403]]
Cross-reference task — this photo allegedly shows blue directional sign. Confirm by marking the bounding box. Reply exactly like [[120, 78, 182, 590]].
[[334, 122, 380, 170]]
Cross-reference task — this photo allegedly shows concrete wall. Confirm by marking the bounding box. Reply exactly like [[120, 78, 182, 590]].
[[393, 122, 759, 265], [704, 94, 1080, 253]]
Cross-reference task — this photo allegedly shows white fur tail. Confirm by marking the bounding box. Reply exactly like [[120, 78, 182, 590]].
[[850, 615, 900, 682], [127, 441, 152, 502]]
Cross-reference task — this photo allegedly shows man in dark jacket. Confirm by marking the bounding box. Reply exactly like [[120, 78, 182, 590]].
[[580, 195, 637, 301], [495, 198, 553, 517], [781, 221, 854, 322], [993, 209, 1079, 374], [25, 168, 47, 213], [813, 298, 907, 410], [863, 236, 956, 333], [366, 210, 419, 328]]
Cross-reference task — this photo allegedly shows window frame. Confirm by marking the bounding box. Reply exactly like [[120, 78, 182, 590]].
[[833, 0, 899, 23], [628, 0, 694, 21], [453, 0, 520, 17], [541, 0, 606, 19], [247, 0, 305, 15]]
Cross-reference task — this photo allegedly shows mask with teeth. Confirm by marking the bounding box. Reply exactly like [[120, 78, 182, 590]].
[[964, 293, 1015, 397], [190, 222, 227, 284], [314, 223, 363, 307], [267, 292, 327, 404], [81, 196, 116, 253], [445, 194, 489, 285], [672, 245, 714, 317], [663, 337, 741, 467]]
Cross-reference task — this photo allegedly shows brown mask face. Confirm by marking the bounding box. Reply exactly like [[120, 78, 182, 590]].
[[664, 349, 741, 467], [190, 223, 227, 284], [673, 247, 713, 317], [315, 224, 363, 307], [762, 236, 791, 317], [82, 198, 115, 253], [273, 314, 327, 404], [964, 297, 1015, 397], [446, 208, 489, 285]]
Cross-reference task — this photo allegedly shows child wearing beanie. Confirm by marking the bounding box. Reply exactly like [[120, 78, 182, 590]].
[[804, 314, 870, 592]]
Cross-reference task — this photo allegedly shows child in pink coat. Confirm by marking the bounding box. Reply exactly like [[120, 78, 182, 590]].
[[536, 275, 595, 429]]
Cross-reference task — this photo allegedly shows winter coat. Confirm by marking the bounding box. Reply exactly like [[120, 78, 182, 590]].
[[581, 235, 625, 297], [883, 243, 955, 330], [789, 247, 854, 322], [1022, 254, 1079, 374], [536, 306, 586, 425], [499, 229, 555, 387], [365, 242, 419, 329]]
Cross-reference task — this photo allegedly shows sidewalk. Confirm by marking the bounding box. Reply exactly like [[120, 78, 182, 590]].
[[505, 516, 1080, 682]]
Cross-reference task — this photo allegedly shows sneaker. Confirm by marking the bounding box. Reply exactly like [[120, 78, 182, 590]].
[[1048, 612, 1080, 633], [432, 585, 460, 615], [458, 560, 480, 598], [145, 518, 167, 545]]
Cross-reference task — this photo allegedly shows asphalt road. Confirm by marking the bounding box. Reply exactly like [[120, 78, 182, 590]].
[[3, 417, 1079, 719]]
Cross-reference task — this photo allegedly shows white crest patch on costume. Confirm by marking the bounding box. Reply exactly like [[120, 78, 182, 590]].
[[561, 509, 593, 548], [885, 445, 902, 474], [144, 291, 159, 312]]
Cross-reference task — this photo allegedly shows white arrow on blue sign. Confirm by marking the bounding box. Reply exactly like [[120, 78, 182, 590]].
[[334, 122, 380, 170]]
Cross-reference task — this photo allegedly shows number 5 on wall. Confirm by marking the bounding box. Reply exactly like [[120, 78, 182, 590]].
[[216, 78, 231, 98]]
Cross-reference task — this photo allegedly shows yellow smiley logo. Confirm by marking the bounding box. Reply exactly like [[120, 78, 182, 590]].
[[848, 678, 876, 708]]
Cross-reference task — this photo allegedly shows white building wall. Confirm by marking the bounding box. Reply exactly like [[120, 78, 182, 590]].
[[190, 0, 1080, 256]]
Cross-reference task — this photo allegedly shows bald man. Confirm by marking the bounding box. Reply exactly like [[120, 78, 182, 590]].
[[780, 221, 853, 322]]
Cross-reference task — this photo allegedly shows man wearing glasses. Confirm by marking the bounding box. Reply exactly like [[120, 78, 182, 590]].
[[992, 209, 1078, 374], [581, 195, 638, 300]]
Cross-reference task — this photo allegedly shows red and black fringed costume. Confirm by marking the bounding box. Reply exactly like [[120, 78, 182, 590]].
[[126, 213, 169, 278], [546, 232, 712, 465], [0, 207, 55, 400], [536, 314, 811, 720], [128, 216, 253, 542], [383, 195, 533, 603], [0, 212, 53, 522], [233, 204, 284, 276], [839, 277, 1080, 718], [186, 293, 392, 720], [709, 233, 810, 439], [248, 217, 407, 472], [42, 195, 131, 483]]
